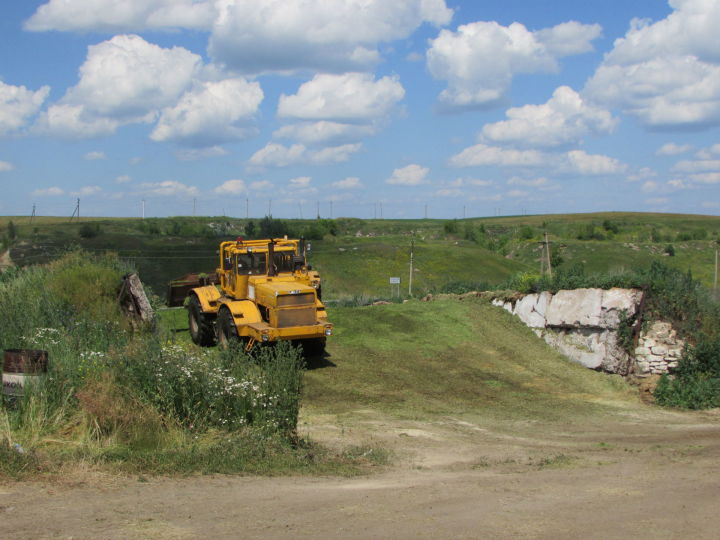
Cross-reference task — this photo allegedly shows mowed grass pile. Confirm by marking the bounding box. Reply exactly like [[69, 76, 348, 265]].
[[304, 299, 637, 423], [0, 252, 342, 479]]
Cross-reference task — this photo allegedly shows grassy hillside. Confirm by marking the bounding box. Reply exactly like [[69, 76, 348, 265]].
[[305, 299, 637, 422], [1, 211, 719, 299]]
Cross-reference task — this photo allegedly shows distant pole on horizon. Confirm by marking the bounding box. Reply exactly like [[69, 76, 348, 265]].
[[29, 204, 36, 224], [69, 198, 80, 222], [193, 198, 196, 216], [409, 235, 414, 296], [373, 203, 377, 220], [463, 205, 466, 219], [714, 247, 718, 296], [316, 201, 320, 219], [142, 199, 145, 220], [380, 202, 383, 219], [268, 198, 272, 217]]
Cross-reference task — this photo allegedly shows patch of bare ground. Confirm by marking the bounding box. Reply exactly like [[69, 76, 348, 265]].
[[2, 406, 719, 539]]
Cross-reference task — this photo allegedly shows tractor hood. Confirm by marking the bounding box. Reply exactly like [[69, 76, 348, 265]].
[[252, 280, 317, 307]]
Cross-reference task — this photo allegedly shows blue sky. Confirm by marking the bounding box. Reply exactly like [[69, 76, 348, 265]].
[[0, 0, 718, 219]]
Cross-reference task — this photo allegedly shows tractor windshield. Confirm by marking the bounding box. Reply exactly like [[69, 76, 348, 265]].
[[236, 252, 267, 275], [272, 251, 295, 273]]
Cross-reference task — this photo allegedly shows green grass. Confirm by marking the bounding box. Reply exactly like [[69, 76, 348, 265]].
[[3, 212, 719, 297], [304, 298, 637, 422]]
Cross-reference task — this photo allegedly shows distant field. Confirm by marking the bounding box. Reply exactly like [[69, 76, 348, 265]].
[[1, 211, 719, 297]]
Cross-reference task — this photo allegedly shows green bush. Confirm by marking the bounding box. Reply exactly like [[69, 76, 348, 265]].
[[443, 220, 459, 235], [654, 374, 720, 409], [0, 251, 308, 476]]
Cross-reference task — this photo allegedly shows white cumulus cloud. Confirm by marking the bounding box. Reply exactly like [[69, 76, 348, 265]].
[[386, 164, 429, 185], [427, 20, 601, 109], [278, 73, 404, 121], [83, 151, 105, 160], [656, 142, 693, 156], [25, 0, 216, 32], [0, 81, 50, 135], [35, 104, 119, 138], [72, 185, 102, 196], [565, 150, 626, 175], [32, 186, 65, 196], [273, 121, 376, 144], [37, 35, 201, 138], [332, 177, 362, 189], [584, 0, 720, 128], [289, 176, 312, 188], [0, 161, 14, 172], [209, 0, 452, 74], [248, 142, 361, 168], [215, 179, 246, 194], [151, 78, 263, 147], [481, 86, 616, 148], [140, 180, 198, 197], [449, 144, 546, 168]]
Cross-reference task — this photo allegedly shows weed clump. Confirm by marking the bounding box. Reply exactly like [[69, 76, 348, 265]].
[[0, 251, 307, 477]]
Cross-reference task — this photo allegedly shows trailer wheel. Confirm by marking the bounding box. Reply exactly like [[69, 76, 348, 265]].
[[188, 295, 216, 346], [216, 307, 239, 347]]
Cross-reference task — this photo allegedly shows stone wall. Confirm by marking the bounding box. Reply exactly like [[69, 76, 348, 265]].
[[492, 287, 656, 375], [634, 321, 685, 376]]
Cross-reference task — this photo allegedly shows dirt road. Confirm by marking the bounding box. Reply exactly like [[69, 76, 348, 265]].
[[2, 407, 719, 539]]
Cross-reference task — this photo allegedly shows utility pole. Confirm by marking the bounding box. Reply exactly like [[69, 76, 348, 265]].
[[193, 198, 196, 216], [29, 204, 36, 224], [380, 202, 383, 219], [409, 235, 414, 296], [268, 198, 272, 217], [463, 205, 466, 219], [714, 246, 718, 296], [316, 201, 320, 219], [373, 202, 377, 220], [69, 198, 80, 222], [142, 199, 145, 219]]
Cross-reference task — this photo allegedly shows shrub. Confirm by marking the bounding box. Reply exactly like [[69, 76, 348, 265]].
[[664, 244, 675, 256], [79, 223, 101, 239], [439, 280, 490, 294], [443, 220, 459, 235]]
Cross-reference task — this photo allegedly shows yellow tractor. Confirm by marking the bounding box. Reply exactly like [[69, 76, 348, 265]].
[[184, 237, 332, 353]]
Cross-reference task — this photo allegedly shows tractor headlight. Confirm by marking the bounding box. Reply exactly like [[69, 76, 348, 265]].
[[325, 328, 332, 336], [262, 334, 270, 342]]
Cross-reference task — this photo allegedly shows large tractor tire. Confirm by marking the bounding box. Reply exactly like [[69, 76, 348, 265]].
[[216, 306, 239, 347], [188, 295, 216, 346]]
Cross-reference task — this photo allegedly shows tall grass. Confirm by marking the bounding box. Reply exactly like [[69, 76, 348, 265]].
[[0, 251, 308, 477]]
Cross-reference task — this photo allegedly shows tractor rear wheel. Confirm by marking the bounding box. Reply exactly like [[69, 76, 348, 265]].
[[188, 295, 216, 346], [216, 307, 239, 347]]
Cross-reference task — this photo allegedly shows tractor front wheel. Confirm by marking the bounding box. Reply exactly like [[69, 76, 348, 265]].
[[216, 307, 239, 347], [188, 295, 216, 346]]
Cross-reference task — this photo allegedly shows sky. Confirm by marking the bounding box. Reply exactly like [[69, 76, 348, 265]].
[[0, 0, 719, 220]]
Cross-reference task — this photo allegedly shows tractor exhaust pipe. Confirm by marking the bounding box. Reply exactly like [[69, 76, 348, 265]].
[[267, 240, 276, 277]]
